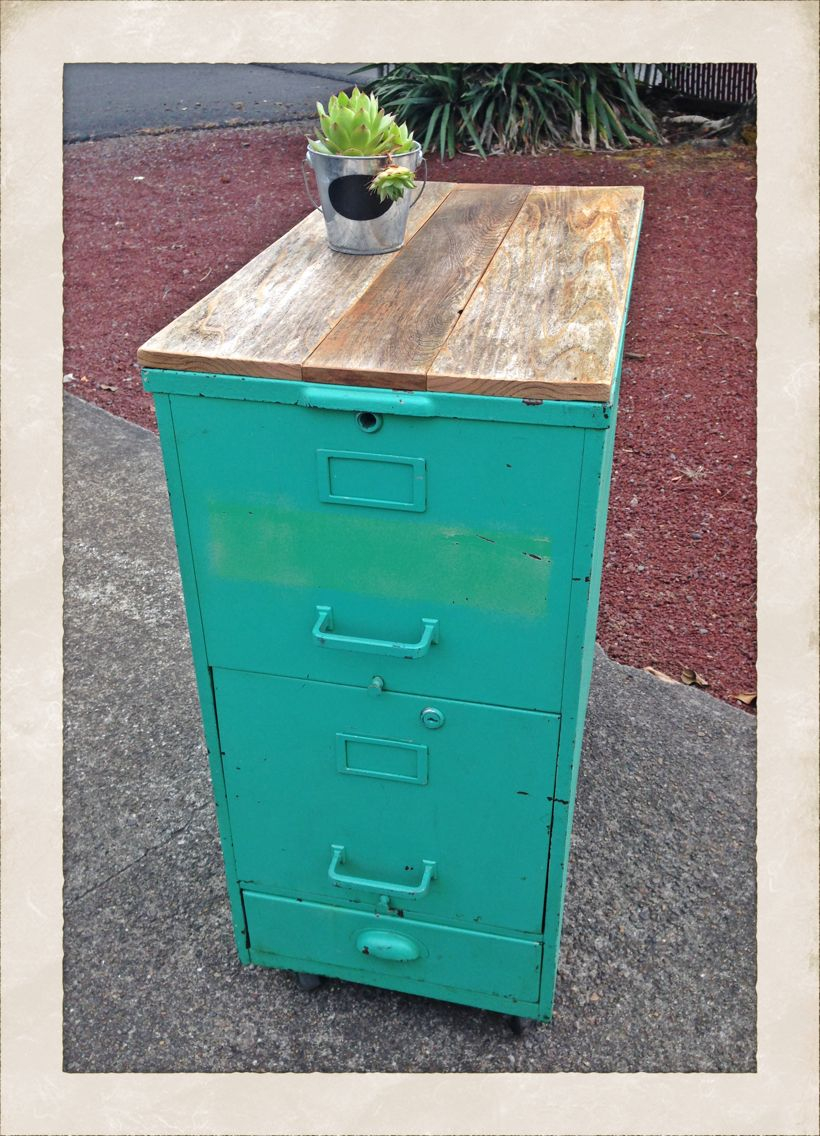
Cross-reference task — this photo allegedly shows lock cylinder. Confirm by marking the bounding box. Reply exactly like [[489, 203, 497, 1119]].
[[420, 707, 445, 729]]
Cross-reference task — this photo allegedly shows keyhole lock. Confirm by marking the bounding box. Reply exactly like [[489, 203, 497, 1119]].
[[420, 707, 445, 729], [356, 411, 383, 434]]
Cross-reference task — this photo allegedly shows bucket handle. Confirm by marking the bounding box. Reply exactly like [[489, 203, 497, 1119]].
[[410, 157, 428, 209], [302, 158, 323, 214]]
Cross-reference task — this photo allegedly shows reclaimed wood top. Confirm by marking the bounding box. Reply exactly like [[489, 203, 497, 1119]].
[[139, 182, 643, 402]]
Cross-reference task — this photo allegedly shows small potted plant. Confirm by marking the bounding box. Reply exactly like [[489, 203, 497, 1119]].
[[302, 88, 426, 255]]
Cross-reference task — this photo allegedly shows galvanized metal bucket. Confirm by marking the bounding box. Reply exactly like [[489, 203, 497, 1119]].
[[303, 144, 427, 255]]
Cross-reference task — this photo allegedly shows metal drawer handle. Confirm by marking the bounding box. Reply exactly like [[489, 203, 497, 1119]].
[[355, 929, 421, 961], [297, 386, 437, 416], [328, 844, 437, 899], [312, 605, 439, 659]]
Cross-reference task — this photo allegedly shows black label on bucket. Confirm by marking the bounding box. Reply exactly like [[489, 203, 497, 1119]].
[[328, 175, 393, 222]]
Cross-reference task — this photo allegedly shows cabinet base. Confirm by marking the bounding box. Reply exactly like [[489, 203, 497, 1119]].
[[245, 889, 554, 1022]]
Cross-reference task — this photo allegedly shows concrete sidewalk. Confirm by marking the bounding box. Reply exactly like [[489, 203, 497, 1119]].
[[62, 394, 756, 1073]]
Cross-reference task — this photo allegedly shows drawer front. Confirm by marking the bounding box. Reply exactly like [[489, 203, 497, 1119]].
[[215, 668, 559, 935], [244, 891, 542, 1008], [171, 394, 583, 711]]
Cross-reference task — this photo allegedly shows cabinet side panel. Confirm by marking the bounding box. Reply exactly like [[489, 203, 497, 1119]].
[[539, 799, 569, 1018], [561, 415, 618, 804], [540, 418, 617, 1016], [152, 392, 250, 962]]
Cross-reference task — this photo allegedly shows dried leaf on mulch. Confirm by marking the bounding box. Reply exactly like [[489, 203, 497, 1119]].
[[681, 667, 709, 687], [732, 692, 757, 706], [643, 666, 679, 684]]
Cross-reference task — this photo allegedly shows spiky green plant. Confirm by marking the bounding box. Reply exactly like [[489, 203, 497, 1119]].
[[369, 163, 417, 202], [363, 63, 663, 156], [308, 87, 416, 157], [308, 87, 418, 203]]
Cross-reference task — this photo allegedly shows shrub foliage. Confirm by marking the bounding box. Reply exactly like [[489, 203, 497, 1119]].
[[363, 63, 663, 156]]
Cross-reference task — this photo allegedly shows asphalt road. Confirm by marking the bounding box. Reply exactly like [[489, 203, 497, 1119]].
[[63, 62, 382, 142]]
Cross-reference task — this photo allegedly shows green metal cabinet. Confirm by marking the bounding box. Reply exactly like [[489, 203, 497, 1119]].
[[140, 181, 642, 1026], [143, 373, 621, 1022]]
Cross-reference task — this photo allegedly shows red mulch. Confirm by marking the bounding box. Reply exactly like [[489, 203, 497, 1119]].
[[63, 122, 757, 710]]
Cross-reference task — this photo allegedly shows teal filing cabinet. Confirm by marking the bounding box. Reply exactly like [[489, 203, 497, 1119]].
[[140, 182, 643, 1026]]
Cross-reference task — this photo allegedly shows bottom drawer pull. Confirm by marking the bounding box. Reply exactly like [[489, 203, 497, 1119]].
[[328, 844, 437, 899], [355, 929, 421, 961]]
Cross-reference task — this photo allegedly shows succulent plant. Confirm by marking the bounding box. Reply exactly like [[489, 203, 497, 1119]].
[[308, 88, 416, 158], [369, 162, 417, 203], [308, 88, 419, 205]]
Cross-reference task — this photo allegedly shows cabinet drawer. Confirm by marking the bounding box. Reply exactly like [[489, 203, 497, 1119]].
[[171, 394, 583, 711], [244, 891, 542, 1008], [215, 667, 559, 935]]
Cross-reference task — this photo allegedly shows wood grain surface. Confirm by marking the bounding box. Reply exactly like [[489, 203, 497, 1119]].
[[427, 186, 644, 400], [301, 184, 530, 389], [137, 182, 454, 379], [140, 182, 643, 401]]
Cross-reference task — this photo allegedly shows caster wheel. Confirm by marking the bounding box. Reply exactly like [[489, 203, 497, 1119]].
[[296, 971, 323, 992], [506, 1014, 531, 1035]]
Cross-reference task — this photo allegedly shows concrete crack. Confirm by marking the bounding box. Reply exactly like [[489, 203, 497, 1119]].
[[65, 800, 212, 907]]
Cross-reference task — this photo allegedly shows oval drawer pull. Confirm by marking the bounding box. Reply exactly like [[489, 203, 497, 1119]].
[[312, 605, 439, 659], [355, 929, 421, 961], [328, 844, 437, 899]]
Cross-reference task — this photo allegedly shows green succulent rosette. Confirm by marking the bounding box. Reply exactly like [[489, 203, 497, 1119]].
[[369, 163, 417, 203], [308, 87, 416, 158]]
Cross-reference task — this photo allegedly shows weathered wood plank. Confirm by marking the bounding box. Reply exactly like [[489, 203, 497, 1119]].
[[301, 183, 531, 389], [137, 182, 455, 379], [427, 186, 644, 401]]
